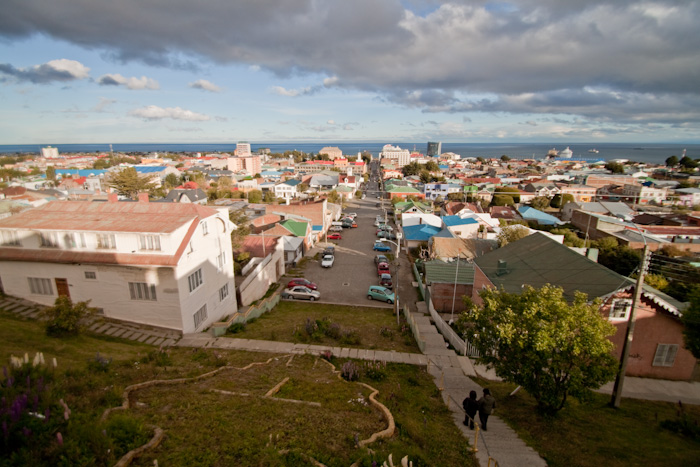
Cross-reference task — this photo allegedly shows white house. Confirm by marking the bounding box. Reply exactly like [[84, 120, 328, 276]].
[[0, 196, 237, 334], [273, 179, 301, 200], [424, 183, 462, 200]]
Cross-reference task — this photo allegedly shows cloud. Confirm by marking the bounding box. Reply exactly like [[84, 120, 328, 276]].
[[94, 97, 116, 112], [189, 79, 222, 92], [129, 105, 210, 121], [0, 59, 89, 84], [2, 1, 699, 125], [97, 73, 159, 90]]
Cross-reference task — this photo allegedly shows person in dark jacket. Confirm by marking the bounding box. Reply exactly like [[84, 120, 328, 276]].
[[477, 388, 496, 431], [462, 390, 479, 429]]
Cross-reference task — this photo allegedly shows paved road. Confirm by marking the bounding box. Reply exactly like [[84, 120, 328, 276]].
[[301, 197, 395, 307]]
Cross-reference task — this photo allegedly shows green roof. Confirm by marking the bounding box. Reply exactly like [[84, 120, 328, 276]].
[[424, 259, 475, 284], [279, 219, 308, 237], [387, 186, 421, 193]]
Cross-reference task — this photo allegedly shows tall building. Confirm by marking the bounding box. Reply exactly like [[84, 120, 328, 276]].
[[235, 141, 252, 156], [227, 154, 261, 176], [41, 146, 59, 158], [380, 144, 411, 167], [318, 146, 343, 160], [427, 142, 442, 157]]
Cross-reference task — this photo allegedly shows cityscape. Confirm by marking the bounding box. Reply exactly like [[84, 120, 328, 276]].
[[1, 1, 700, 466]]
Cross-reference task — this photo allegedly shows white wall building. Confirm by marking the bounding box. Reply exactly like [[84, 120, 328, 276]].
[[41, 146, 59, 158], [0, 198, 237, 334], [424, 183, 462, 200], [380, 144, 411, 167], [235, 141, 252, 156], [318, 146, 343, 160]]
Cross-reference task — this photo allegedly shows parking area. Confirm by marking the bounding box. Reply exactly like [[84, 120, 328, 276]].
[[299, 198, 397, 307]]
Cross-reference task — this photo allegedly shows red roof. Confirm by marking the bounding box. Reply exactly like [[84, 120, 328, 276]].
[[177, 181, 200, 190], [239, 236, 279, 258]]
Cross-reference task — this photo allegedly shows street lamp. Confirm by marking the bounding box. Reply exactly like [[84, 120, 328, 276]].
[[449, 254, 463, 324], [379, 237, 402, 325]]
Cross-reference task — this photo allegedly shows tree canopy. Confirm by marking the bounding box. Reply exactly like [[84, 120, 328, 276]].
[[461, 285, 617, 413], [665, 155, 679, 167], [107, 167, 158, 199], [497, 224, 529, 247], [681, 290, 700, 359], [604, 162, 625, 174]]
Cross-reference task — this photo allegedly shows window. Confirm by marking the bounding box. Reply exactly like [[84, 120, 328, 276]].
[[96, 233, 116, 249], [188, 268, 203, 292], [84, 271, 97, 280], [28, 277, 53, 295], [129, 282, 157, 301], [609, 299, 632, 320], [193, 304, 208, 329], [201, 221, 209, 236], [1, 231, 20, 246], [40, 232, 59, 248], [653, 344, 678, 367], [139, 235, 161, 251], [216, 252, 226, 270], [219, 283, 229, 301], [64, 233, 77, 248]]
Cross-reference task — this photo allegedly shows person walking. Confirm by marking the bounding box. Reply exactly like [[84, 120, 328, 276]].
[[462, 390, 479, 429], [477, 388, 496, 431]]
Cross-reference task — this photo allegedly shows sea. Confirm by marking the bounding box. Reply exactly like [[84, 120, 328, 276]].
[[1, 142, 698, 165]]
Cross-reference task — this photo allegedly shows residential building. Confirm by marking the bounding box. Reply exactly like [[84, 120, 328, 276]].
[[41, 146, 59, 159], [380, 144, 411, 167], [228, 154, 262, 176], [424, 259, 474, 314], [622, 184, 669, 205], [235, 141, 252, 156], [424, 183, 462, 200], [318, 146, 343, 159], [0, 197, 236, 334], [273, 179, 301, 201], [472, 232, 695, 380], [559, 184, 598, 202]]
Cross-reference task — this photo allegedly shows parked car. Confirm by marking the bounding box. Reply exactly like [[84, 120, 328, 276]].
[[379, 273, 393, 289], [346, 212, 357, 219], [367, 285, 395, 304], [377, 231, 397, 240], [373, 242, 392, 252], [321, 254, 335, 268], [378, 225, 393, 232], [329, 225, 343, 232], [282, 286, 321, 301], [287, 278, 318, 290], [377, 262, 390, 276], [374, 254, 388, 265], [323, 245, 335, 256], [327, 233, 342, 240]]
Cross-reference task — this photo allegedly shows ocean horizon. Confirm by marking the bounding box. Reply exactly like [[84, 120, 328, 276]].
[[1, 142, 698, 165]]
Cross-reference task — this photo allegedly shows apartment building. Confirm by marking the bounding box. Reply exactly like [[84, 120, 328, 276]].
[[0, 196, 236, 334]]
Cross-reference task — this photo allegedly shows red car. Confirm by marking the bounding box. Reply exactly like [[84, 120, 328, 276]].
[[327, 233, 342, 240], [377, 262, 390, 276], [287, 278, 318, 290]]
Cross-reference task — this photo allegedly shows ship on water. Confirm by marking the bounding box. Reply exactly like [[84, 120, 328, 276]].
[[560, 146, 573, 158]]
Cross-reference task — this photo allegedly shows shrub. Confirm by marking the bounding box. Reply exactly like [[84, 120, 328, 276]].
[[41, 296, 96, 337], [227, 322, 246, 334], [660, 402, 700, 440], [324, 322, 342, 340], [339, 329, 361, 346], [363, 361, 387, 381], [379, 327, 394, 339], [87, 352, 112, 373], [143, 348, 172, 367], [341, 361, 359, 381]]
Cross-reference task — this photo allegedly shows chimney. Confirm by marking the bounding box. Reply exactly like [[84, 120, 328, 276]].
[[138, 192, 150, 203], [496, 260, 508, 276], [108, 193, 118, 203]]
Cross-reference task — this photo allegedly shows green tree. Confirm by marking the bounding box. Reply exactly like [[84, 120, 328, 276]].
[[425, 160, 439, 172], [681, 290, 700, 358], [497, 225, 529, 247], [419, 170, 432, 184], [164, 173, 180, 188], [360, 152, 372, 164], [354, 190, 363, 199], [497, 186, 520, 203], [500, 155, 511, 162], [461, 285, 617, 414], [679, 156, 699, 169], [592, 237, 642, 276], [550, 228, 585, 247], [551, 193, 574, 209], [297, 183, 309, 193], [327, 190, 342, 204], [263, 191, 276, 203], [45, 166, 56, 181], [402, 161, 422, 177], [491, 194, 515, 206], [604, 162, 625, 174], [229, 208, 251, 250], [247, 190, 262, 203], [665, 155, 679, 167], [107, 167, 158, 199], [530, 196, 550, 210], [41, 296, 97, 337]]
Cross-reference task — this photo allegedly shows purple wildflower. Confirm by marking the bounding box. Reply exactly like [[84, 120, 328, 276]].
[[56, 432, 63, 445]]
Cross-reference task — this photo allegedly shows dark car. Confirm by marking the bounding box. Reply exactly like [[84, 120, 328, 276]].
[[374, 254, 388, 265], [323, 245, 335, 256], [379, 273, 393, 289], [287, 278, 318, 290]]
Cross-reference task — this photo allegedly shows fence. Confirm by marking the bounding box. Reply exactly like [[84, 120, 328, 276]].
[[401, 304, 426, 353], [412, 261, 426, 300], [426, 285, 481, 358]]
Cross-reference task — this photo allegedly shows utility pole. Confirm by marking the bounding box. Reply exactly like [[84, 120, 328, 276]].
[[610, 245, 650, 408]]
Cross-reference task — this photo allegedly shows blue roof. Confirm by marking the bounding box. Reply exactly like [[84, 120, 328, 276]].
[[56, 169, 108, 177], [438, 164, 449, 170], [134, 166, 168, 173], [442, 215, 479, 227], [403, 224, 441, 241], [312, 225, 323, 232], [261, 170, 283, 177], [517, 206, 564, 226], [283, 179, 301, 186]]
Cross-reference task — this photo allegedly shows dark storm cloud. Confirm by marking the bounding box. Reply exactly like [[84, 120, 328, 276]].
[[2, 1, 699, 123]]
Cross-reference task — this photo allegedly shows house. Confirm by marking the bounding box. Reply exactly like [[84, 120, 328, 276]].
[[424, 183, 462, 201], [0, 196, 237, 334], [558, 184, 597, 202], [273, 179, 301, 201], [424, 259, 475, 314], [386, 185, 425, 200], [472, 232, 695, 380], [517, 206, 564, 226], [234, 235, 285, 307], [163, 187, 208, 205], [441, 215, 480, 238], [561, 201, 634, 222]]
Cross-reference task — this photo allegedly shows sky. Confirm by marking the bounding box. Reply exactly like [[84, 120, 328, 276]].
[[1, 0, 699, 145]]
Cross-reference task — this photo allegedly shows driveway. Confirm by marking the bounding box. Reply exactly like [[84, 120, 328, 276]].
[[300, 198, 396, 307]]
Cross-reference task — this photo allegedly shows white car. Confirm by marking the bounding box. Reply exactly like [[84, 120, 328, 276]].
[[321, 254, 335, 268], [329, 226, 343, 232], [282, 286, 321, 301]]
